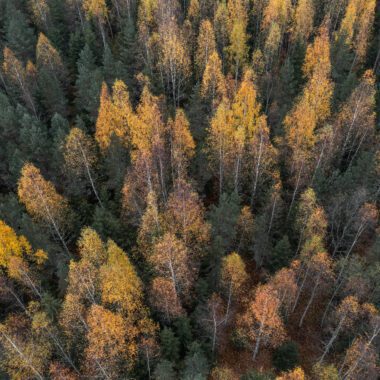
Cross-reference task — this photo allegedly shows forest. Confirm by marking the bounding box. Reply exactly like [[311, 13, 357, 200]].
[[0, 0, 379, 379]]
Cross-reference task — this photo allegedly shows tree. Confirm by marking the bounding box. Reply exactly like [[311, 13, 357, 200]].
[[164, 179, 210, 258], [292, 0, 314, 43], [312, 364, 339, 380], [181, 341, 209, 379], [341, 337, 378, 380], [294, 188, 327, 255], [220, 252, 247, 322], [63, 127, 103, 207], [214, 1, 229, 65], [319, 296, 360, 363], [237, 284, 286, 360], [268, 236, 293, 272], [75, 44, 103, 120], [298, 252, 334, 327], [137, 191, 162, 259], [18, 163, 72, 255], [207, 69, 276, 197], [333, 70, 376, 168], [2, 47, 37, 116], [150, 232, 196, 303], [195, 19, 216, 77], [158, 18, 191, 106], [226, 0, 248, 83], [0, 313, 52, 379], [83, 0, 109, 49], [29, 0, 50, 31], [207, 98, 235, 194], [208, 192, 241, 256], [122, 85, 167, 215], [150, 277, 184, 321], [95, 80, 132, 151], [0, 220, 48, 293], [168, 109, 195, 181], [0, 220, 32, 268], [36, 33, 65, 81], [160, 327, 180, 362], [276, 367, 305, 380], [284, 25, 333, 212], [273, 341, 299, 372], [262, 0, 292, 34], [201, 293, 225, 353], [83, 304, 129, 378], [100, 240, 144, 318], [4, 5, 36, 60], [269, 267, 298, 317], [337, 0, 376, 68], [236, 206, 254, 254], [201, 51, 226, 107], [154, 360, 177, 380]]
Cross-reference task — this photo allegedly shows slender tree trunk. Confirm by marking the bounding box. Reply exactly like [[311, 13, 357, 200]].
[[251, 131, 264, 205], [299, 277, 319, 327], [321, 225, 365, 326], [292, 260, 310, 313], [0, 332, 44, 380], [146, 348, 151, 379], [80, 145, 103, 208], [252, 332, 262, 361], [319, 317, 345, 363], [224, 282, 232, 325], [287, 161, 303, 219]]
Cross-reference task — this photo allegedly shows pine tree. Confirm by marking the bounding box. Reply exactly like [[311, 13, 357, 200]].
[[75, 44, 103, 121]]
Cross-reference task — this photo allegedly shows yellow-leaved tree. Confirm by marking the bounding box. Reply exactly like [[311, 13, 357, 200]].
[[18, 163, 72, 255], [64, 127, 103, 208], [95, 80, 133, 151], [284, 25, 333, 214]]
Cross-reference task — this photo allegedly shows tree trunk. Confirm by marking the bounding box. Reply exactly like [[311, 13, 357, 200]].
[[299, 277, 319, 327], [318, 317, 345, 363]]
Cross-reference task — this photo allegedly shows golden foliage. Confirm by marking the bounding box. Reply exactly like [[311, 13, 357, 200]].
[[83, 0, 108, 21], [164, 179, 210, 258], [201, 50, 226, 104], [18, 163, 71, 230], [100, 240, 144, 317], [168, 109, 195, 180], [96, 80, 132, 150], [276, 367, 305, 380], [64, 128, 97, 175], [150, 276, 184, 320], [221, 252, 247, 295], [84, 305, 132, 378], [285, 26, 333, 165], [36, 33, 64, 75], [195, 19, 216, 76], [238, 284, 286, 358]]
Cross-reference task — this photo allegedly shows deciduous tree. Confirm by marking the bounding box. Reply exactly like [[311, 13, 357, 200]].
[[64, 127, 103, 207], [220, 252, 247, 322], [18, 163, 72, 255], [238, 284, 286, 360]]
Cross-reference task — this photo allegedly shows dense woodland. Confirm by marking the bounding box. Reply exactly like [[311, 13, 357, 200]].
[[0, 0, 379, 379]]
